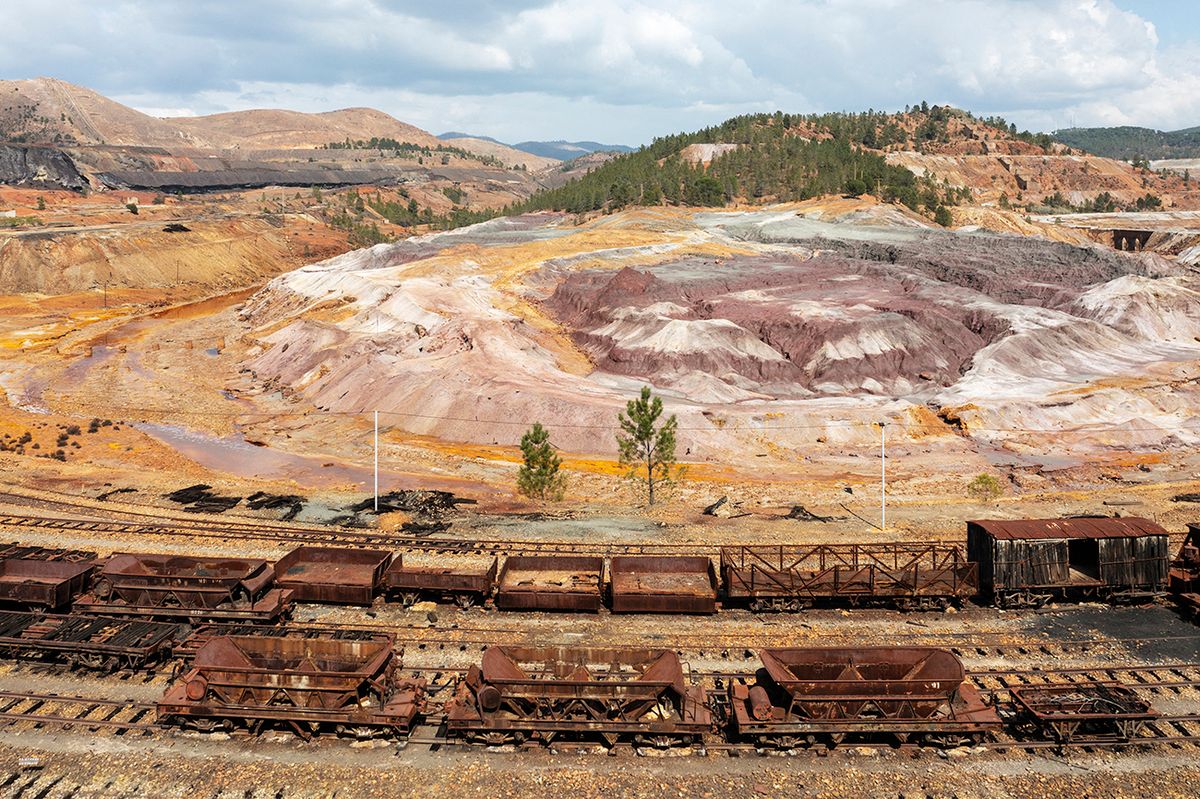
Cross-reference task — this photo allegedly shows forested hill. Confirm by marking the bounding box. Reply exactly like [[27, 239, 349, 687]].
[[511, 105, 1054, 216], [1053, 125, 1200, 161]]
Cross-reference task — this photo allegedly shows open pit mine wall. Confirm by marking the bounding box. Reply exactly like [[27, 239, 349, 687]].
[[0, 144, 88, 191]]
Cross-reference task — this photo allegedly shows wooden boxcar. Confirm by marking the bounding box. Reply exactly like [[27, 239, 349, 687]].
[[967, 517, 1169, 607]]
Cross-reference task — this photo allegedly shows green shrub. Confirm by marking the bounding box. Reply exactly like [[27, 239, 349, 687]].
[[967, 473, 1003, 501]]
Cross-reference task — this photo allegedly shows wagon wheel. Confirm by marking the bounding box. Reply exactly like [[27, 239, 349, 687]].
[[825, 733, 845, 748], [187, 718, 233, 733], [75, 652, 110, 671], [480, 731, 522, 746], [401, 591, 420, 608], [336, 724, 379, 741], [453, 593, 476, 610]]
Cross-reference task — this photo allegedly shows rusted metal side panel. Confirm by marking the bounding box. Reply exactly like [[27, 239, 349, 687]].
[[1170, 525, 1200, 603], [609, 556, 718, 614], [729, 647, 1001, 745], [0, 559, 95, 609], [92, 553, 276, 609], [0, 543, 98, 562], [496, 556, 604, 612], [720, 544, 976, 606], [383, 557, 497, 597], [157, 633, 424, 734], [273, 546, 393, 605], [445, 646, 709, 744]]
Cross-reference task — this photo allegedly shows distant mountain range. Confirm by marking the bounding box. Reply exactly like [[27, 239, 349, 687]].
[[1054, 125, 1200, 161], [439, 132, 634, 161]]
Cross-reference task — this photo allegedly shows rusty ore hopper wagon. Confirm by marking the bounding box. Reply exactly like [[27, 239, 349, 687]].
[[967, 517, 1170, 608], [446, 646, 711, 747], [273, 546, 393, 605], [0, 558, 96, 609], [157, 633, 424, 738], [495, 556, 604, 612], [609, 556, 718, 614], [383, 556, 498, 608], [721, 544, 977, 612], [0, 610, 180, 671], [729, 647, 1001, 748], [75, 553, 291, 622]]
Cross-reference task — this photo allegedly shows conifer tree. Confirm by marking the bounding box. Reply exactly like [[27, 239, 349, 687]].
[[616, 387, 678, 506], [517, 423, 565, 500]]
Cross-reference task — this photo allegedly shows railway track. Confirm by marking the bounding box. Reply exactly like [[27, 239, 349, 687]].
[[0, 510, 735, 556], [0, 662, 1193, 757], [0, 690, 156, 733]]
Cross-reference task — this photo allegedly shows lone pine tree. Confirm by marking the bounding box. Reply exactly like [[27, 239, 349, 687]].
[[616, 386, 678, 506], [517, 422, 566, 500]]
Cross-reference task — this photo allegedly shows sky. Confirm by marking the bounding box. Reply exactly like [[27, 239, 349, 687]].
[[3, 0, 1198, 145]]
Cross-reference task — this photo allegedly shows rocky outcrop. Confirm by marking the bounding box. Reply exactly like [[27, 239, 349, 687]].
[[0, 144, 87, 190]]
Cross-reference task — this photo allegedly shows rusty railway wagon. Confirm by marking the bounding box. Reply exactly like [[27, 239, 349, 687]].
[[382, 556, 498, 609], [0, 610, 180, 671], [157, 633, 425, 739], [0, 558, 96, 609], [1010, 682, 1159, 744], [967, 518, 1170, 608], [0, 543, 97, 562], [495, 556, 605, 612], [609, 556, 718, 614], [1169, 524, 1200, 620], [721, 544, 977, 611], [273, 546, 393, 605], [727, 647, 1001, 749], [74, 553, 292, 623], [172, 623, 386, 663], [446, 646, 711, 748]]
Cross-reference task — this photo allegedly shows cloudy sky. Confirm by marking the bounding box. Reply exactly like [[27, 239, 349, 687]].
[[5, 0, 1198, 144]]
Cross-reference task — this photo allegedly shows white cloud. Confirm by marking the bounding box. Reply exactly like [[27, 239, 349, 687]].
[[5, 0, 1199, 142]]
